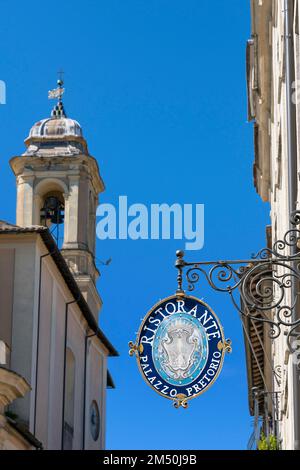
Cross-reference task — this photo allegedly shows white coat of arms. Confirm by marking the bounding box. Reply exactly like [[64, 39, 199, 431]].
[[153, 314, 208, 386]]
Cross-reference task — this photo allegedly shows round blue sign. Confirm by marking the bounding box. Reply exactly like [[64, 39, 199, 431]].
[[130, 295, 231, 408]]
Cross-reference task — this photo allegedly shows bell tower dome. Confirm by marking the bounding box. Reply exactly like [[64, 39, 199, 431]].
[[10, 80, 104, 320]]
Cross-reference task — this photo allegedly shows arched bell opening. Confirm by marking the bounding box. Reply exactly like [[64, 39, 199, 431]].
[[39, 191, 65, 247], [40, 191, 64, 224], [40, 191, 65, 247], [33, 178, 68, 248]]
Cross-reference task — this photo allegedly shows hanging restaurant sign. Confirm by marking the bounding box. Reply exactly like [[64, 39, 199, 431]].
[[129, 294, 232, 408]]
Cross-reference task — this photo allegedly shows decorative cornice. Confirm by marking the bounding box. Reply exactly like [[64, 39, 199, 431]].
[[0, 368, 30, 412]]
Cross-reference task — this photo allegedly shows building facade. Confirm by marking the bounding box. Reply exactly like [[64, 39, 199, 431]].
[[0, 85, 117, 450], [246, 0, 300, 450]]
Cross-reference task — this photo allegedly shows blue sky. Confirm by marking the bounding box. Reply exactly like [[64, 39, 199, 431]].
[[0, 0, 270, 450]]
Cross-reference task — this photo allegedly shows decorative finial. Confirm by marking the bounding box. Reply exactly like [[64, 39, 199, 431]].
[[48, 71, 66, 118], [175, 250, 185, 296]]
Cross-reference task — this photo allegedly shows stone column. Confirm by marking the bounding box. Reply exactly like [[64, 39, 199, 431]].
[[16, 175, 35, 227], [63, 175, 80, 248]]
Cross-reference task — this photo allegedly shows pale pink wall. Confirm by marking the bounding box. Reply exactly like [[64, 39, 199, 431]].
[[40, 258, 90, 450], [0, 248, 15, 354], [35, 261, 53, 445], [67, 307, 86, 450], [46, 283, 66, 450], [10, 240, 37, 424], [85, 341, 106, 450]]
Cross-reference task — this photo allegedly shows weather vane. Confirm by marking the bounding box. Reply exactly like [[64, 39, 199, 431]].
[[48, 70, 65, 101]]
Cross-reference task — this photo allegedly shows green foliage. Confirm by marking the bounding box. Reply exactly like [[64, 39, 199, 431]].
[[258, 432, 279, 451]]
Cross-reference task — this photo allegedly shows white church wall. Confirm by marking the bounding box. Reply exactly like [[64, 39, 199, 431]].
[[85, 339, 107, 450], [67, 304, 86, 450], [46, 280, 67, 450], [35, 257, 53, 446], [9, 237, 38, 425], [31, 241, 108, 450], [0, 247, 15, 355]]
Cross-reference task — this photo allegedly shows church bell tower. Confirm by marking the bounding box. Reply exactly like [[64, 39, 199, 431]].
[[10, 80, 104, 320]]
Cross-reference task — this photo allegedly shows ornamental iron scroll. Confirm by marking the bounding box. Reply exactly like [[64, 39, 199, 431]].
[[175, 212, 300, 354]]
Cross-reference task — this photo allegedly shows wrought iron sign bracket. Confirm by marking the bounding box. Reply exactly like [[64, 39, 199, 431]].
[[175, 212, 300, 353]]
